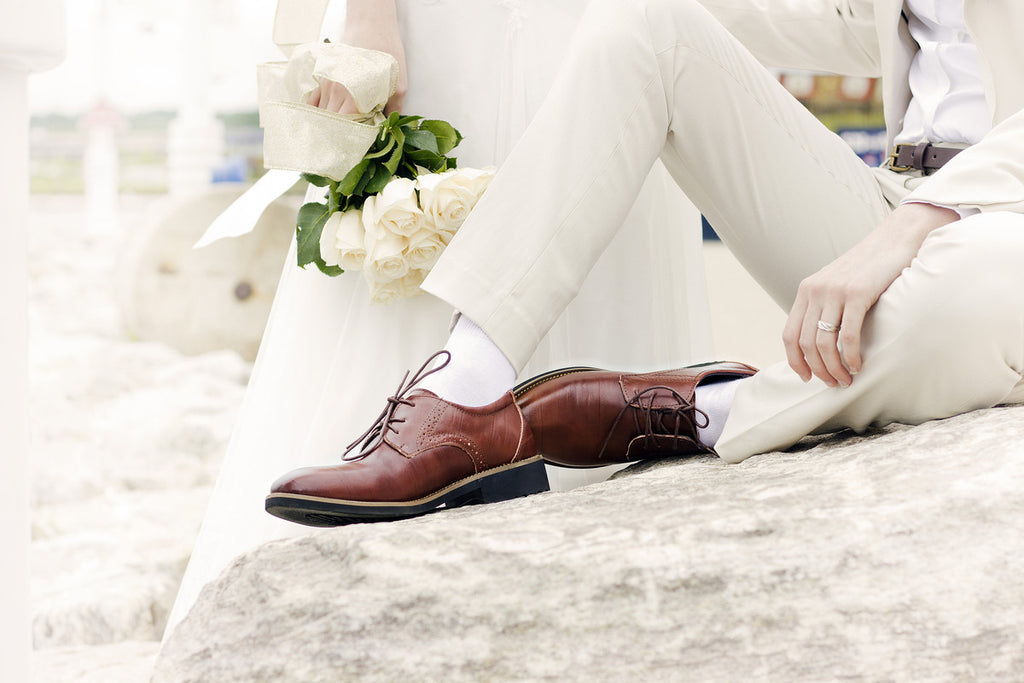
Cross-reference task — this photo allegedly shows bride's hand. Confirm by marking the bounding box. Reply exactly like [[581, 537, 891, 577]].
[[782, 202, 959, 387], [307, 0, 408, 115]]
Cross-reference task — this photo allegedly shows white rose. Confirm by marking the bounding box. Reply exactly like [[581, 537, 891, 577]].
[[453, 166, 497, 195], [319, 209, 367, 271], [404, 228, 447, 270], [416, 171, 475, 236], [362, 214, 410, 283], [362, 177, 427, 238], [319, 211, 345, 267], [365, 268, 428, 304]]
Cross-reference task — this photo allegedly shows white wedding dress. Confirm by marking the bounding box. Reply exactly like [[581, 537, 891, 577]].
[[163, 0, 712, 640]]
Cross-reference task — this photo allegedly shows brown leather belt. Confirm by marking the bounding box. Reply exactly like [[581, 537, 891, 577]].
[[889, 142, 966, 173]]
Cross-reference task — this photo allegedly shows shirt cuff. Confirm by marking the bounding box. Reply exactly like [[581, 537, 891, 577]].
[[900, 199, 979, 220]]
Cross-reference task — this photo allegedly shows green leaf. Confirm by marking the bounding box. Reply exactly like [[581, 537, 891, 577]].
[[400, 159, 419, 179], [296, 203, 345, 276], [406, 149, 447, 173], [338, 158, 371, 196], [363, 134, 396, 160], [406, 149, 442, 164], [301, 173, 332, 187], [404, 128, 440, 154], [384, 125, 406, 174], [343, 194, 366, 212], [364, 163, 394, 195], [384, 145, 404, 175], [296, 202, 331, 269], [419, 120, 462, 155], [394, 114, 422, 127], [314, 261, 344, 277], [296, 201, 329, 231], [354, 163, 382, 197]]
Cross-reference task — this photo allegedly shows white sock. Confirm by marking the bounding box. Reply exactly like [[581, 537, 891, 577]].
[[694, 377, 744, 449], [418, 315, 517, 406]]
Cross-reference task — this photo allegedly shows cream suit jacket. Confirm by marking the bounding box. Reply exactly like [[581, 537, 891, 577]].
[[700, 0, 1024, 214]]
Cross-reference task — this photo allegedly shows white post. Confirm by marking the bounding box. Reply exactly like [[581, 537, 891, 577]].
[[167, 0, 224, 196], [83, 100, 122, 234], [82, 0, 120, 234], [0, 1, 65, 679]]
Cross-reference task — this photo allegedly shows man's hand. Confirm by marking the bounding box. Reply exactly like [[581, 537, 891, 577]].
[[782, 202, 960, 387], [307, 0, 407, 115]]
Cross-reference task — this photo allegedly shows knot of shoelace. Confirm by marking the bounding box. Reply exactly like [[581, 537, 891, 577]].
[[342, 350, 451, 462], [596, 384, 711, 460]]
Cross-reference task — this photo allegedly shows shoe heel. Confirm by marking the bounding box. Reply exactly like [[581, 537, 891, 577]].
[[447, 457, 550, 509]]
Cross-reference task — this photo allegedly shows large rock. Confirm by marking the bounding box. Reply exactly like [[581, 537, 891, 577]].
[[30, 333, 249, 648], [34, 640, 159, 683], [28, 202, 252, 650], [155, 406, 1024, 682]]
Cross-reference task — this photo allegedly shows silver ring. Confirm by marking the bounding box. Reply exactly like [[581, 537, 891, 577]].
[[817, 320, 841, 333]]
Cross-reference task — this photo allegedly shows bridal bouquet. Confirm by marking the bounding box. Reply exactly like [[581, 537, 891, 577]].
[[295, 112, 494, 303]]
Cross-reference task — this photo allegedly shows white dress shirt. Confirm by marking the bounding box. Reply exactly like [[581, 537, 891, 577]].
[[894, 0, 990, 145]]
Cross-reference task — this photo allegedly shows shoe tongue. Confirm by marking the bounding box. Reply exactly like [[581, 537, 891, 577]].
[[620, 372, 697, 407]]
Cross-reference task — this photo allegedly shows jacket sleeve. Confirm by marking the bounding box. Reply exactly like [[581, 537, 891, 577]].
[[903, 107, 1024, 215], [698, 0, 882, 76]]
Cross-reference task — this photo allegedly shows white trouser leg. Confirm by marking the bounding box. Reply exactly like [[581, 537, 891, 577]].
[[717, 213, 1024, 462], [421, 0, 891, 370]]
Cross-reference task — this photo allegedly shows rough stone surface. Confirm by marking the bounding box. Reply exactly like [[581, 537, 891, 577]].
[[29, 197, 249, 659], [34, 640, 159, 683], [156, 405, 1024, 682]]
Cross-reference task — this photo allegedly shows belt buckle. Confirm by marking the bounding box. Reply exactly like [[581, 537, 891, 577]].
[[889, 144, 913, 172]]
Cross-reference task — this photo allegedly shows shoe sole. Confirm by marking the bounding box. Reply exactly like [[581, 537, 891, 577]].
[[264, 456, 550, 527]]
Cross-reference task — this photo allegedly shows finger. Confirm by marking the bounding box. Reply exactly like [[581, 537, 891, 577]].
[[815, 306, 851, 387], [799, 308, 837, 387], [839, 301, 869, 376], [337, 97, 360, 115], [307, 86, 322, 107], [325, 87, 349, 113], [316, 80, 355, 113], [384, 91, 405, 115], [783, 296, 812, 382]]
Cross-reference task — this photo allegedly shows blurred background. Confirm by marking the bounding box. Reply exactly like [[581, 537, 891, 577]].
[[32, 0, 282, 191], [28, 0, 884, 195]]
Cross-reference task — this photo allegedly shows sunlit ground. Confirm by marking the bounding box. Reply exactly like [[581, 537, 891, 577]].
[[28, 193, 251, 681]]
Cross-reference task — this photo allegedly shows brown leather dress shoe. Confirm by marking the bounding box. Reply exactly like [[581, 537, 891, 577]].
[[266, 352, 546, 527], [515, 361, 757, 468]]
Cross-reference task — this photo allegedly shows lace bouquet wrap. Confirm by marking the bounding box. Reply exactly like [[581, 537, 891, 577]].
[[197, 0, 494, 303]]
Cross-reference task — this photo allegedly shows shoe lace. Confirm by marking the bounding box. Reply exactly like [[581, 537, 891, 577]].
[[596, 385, 711, 460], [342, 350, 452, 462]]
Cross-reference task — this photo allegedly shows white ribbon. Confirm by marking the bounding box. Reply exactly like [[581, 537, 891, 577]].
[[195, 0, 398, 248], [258, 41, 397, 181], [193, 169, 303, 248]]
